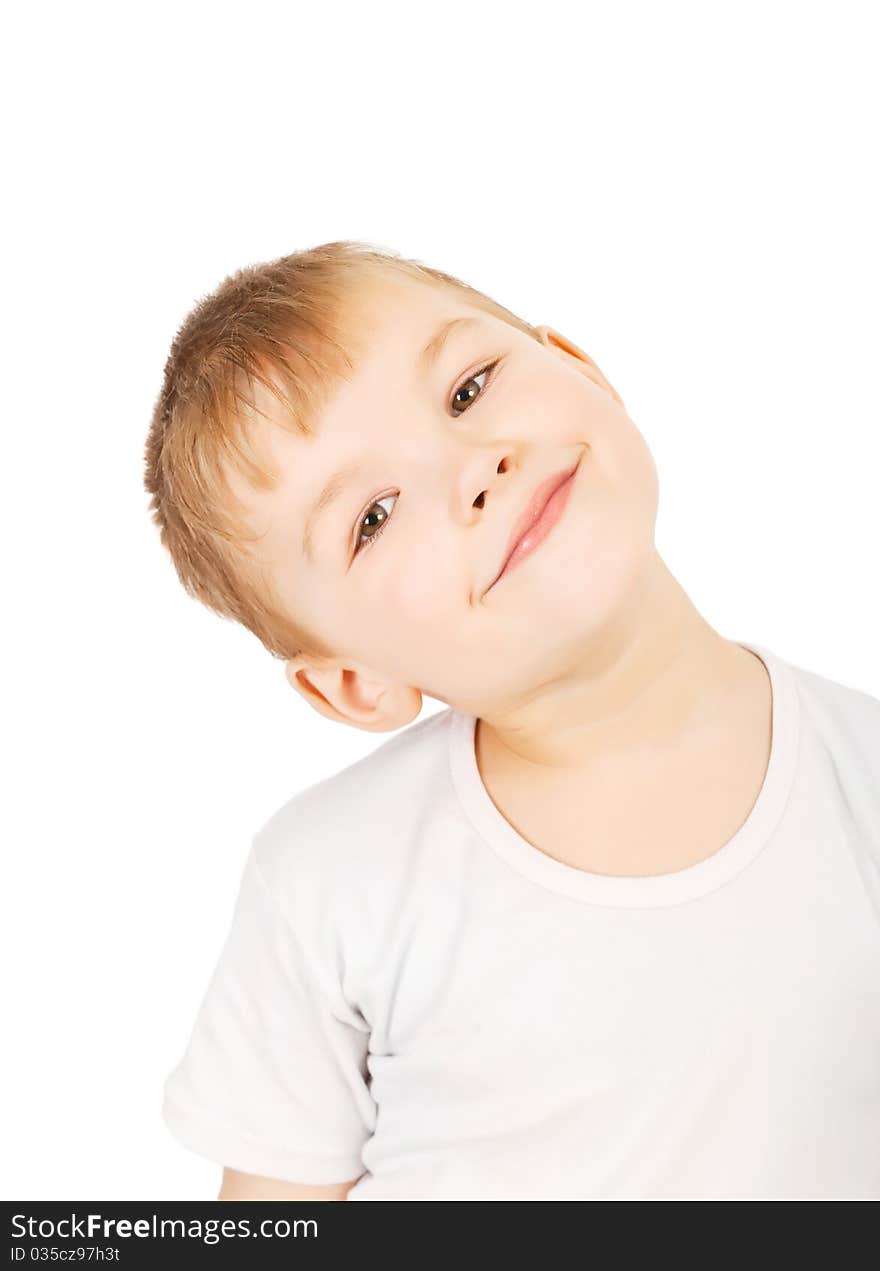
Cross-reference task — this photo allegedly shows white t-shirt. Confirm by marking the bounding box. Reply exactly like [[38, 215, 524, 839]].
[[162, 641, 880, 1200]]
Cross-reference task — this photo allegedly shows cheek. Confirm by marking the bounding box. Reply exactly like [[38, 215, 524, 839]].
[[382, 546, 459, 619], [358, 519, 465, 623], [520, 363, 584, 428], [342, 545, 461, 672]]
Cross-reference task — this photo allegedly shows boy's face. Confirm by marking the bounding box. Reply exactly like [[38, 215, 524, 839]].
[[239, 275, 659, 729]]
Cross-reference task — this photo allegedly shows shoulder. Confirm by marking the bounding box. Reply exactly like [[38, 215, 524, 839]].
[[786, 655, 880, 799], [789, 656, 880, 744], [252, 706, 457, 895]]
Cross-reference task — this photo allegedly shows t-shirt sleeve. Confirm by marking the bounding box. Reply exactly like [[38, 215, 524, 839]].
[[161, 839, 375, 1185]]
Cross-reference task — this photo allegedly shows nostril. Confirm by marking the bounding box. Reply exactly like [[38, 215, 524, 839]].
[[474, 491, 486, 509]]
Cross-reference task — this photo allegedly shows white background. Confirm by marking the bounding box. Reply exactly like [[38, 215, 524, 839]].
[[3, 1, 877, 1199]]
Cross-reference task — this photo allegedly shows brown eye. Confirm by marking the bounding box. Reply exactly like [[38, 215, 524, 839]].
[[354, 493, 397, 556], [451, 365, 493, 416]]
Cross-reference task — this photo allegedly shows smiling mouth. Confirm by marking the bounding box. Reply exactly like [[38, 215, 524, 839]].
[[484, 453, 583, 596]]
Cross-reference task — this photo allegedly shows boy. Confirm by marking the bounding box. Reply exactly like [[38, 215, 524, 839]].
[[146, 241, 880, 1200]]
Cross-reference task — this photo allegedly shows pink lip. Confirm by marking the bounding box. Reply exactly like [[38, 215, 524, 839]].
[[486, 455, 582, 595]]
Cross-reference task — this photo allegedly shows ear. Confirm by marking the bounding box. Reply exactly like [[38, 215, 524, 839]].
[[534, 324, 625, 409], [284, 657, 422, 733]]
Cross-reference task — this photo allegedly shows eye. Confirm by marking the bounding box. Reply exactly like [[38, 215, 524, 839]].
[[450, 360, 498, 415], [353, 493, 397, 557]]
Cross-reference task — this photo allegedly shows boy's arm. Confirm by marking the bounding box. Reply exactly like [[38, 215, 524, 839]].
[[218, 1166, 363, 1200]]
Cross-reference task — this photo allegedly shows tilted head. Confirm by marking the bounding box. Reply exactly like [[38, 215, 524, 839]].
[[144, 241, 659, 731]]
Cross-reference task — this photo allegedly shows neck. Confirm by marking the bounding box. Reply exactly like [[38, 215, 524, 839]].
[[476, 550, 752, 774]]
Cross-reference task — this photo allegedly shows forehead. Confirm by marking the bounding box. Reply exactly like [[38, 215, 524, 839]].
[[345, 272, 493, 360]]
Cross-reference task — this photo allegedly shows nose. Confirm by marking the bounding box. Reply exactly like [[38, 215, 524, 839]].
[[458, 449, 516, 521]]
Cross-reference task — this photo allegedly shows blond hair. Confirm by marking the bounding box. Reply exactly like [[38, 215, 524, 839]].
[[143, 240, 540, 662]]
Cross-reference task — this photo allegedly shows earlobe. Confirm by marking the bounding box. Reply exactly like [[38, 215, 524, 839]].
[[284, 659, 423, 733], [284, 660, 349, 721]]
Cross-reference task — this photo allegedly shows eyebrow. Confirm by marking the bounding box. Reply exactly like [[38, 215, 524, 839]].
[[302, 461, 360, 563], [302, 315, 486, 562], [419, 315, 484, 372]]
